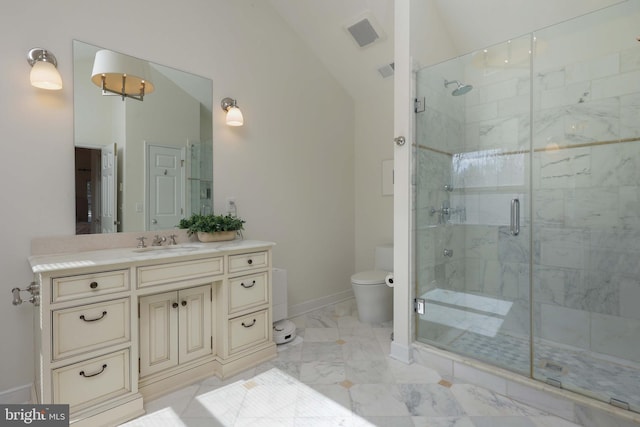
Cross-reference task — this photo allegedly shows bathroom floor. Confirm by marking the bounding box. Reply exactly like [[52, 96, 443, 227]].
[[122, 299, 584, 427]]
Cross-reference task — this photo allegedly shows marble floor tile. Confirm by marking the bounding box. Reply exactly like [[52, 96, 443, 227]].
[[451, 383, 547, 417], [124, 298, 599, 427], [345, 358, 395, 384], [397, 384, 466, 417], [349, 384, 412, 417], [304, 327, 340, 342], [300, 360, 347, 384], [302, 340, 344, 362], [410, 416, 476, 427]]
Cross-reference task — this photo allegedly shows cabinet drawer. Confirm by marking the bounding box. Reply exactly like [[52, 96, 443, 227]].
[[52, 270, 129, 303], [52, 298, 130, 360], [228, 309, 270, 355], [228, 251, 268, 273], [52, 349, 131, 411], [137, 257, 223, 288], [229, 272, 269, 314]]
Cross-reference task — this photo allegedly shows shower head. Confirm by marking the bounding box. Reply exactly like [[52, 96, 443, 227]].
[[444, 79, 473, 96]]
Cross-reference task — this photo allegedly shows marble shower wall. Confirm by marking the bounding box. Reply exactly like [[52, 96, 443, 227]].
[[530, 42, 640, 362]]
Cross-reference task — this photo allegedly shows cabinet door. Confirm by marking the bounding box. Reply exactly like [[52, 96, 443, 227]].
[[139, 292, 178, 377], [178, 285, 212, 364]]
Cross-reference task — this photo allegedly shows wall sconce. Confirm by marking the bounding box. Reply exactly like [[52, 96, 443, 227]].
[[221, 97, 244, 126], [27, 48, 63, 90], [90, 49, 155, 101]]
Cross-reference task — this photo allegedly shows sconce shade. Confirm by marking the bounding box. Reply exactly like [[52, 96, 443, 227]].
[[226, 106, 244, 126], [27, 48, 62, 90], [91, 49, 154, 101], [221, 97, 244, 126]]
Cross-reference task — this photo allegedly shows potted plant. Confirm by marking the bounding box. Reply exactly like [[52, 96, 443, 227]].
[[178, 213, 245, 242]]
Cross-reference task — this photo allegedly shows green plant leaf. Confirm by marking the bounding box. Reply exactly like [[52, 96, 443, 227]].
[[178, 214, 245, 236]]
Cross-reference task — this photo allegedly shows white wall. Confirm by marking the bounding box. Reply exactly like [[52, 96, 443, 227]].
[[354, 87, 394, 272], [0, 0, 354, 396]]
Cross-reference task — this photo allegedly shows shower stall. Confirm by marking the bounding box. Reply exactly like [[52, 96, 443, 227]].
[[414, 1, 640, 414]]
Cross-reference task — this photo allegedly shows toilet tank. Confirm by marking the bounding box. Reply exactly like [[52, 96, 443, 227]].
[[374, 244, 393, 271]]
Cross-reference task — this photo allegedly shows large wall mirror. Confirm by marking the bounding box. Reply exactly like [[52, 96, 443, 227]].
[[73, 40, 213, 234]]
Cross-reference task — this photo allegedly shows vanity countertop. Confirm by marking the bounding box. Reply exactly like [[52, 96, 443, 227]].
[[29, 239, 275, 273]]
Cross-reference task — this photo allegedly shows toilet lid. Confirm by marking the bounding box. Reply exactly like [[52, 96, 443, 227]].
[[351, 270, 389, 285]]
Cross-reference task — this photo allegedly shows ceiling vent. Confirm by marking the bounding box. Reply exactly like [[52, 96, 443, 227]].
[[345, 13, 386, 49], [377, 62, 395, 78]]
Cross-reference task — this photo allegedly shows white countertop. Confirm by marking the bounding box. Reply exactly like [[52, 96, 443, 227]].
[[29, 239, 275, 273]]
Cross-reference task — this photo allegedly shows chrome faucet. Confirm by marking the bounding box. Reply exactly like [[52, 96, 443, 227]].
[[136, 236, 147, 248], [152, 235, 166, 246], [168, 234, 177, 245]]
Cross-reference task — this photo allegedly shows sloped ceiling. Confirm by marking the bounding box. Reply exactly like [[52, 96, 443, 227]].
[[267, 0, 623, 102], [267, 0, 395, 101]]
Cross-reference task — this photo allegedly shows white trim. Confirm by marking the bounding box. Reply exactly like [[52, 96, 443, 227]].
[[288, 290, 354, 318], [389, 341, 413, 364], [392, 0, 413, 359], [0, 383, 33, 404]]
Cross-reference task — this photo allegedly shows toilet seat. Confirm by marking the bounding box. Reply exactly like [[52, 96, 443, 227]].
[[351, 270, 389, 285]]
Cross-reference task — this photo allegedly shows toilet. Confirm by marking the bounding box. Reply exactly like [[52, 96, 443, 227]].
[[351, 244, 393, 323]]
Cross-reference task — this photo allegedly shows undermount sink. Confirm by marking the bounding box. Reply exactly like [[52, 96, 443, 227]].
[[132, 245, 199, 253]]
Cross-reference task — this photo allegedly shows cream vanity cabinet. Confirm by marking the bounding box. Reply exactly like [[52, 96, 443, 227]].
[[138, 284, 212, 377], [29, 240, 276, 427]]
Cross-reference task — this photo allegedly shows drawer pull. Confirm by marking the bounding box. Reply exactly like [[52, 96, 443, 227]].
[[181, 300, 187, 307], [89, 281, 98, 289], [247, 259, 253, 265], [172, 302, 179, 308], [241, 280, 256, 289], [79, 311, 107, 322], [241, 319, 257, 328], [79, 363, 107, 378]]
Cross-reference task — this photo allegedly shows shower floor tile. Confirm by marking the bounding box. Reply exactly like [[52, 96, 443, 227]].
[[445, 330, 640, 412]]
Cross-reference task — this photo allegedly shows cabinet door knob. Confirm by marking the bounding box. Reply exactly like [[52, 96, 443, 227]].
[[79, 364, 107, 378], [247, 259, 253, 265], [181, 300, 187, 307], [241, 319, 256, 328], [241, 280, 256, 289], [89, 281, 98, 289], [79, 311, 107, 322], [172, 302, 179, 308]]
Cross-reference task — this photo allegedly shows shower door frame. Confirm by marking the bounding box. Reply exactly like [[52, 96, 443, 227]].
[[412, 32, 535, 380]]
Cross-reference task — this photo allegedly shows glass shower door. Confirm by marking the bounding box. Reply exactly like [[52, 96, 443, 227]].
[[530, 1, 640, 411], [415, 35, 533, 376]]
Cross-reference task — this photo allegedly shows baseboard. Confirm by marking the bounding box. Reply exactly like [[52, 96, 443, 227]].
[[0, 383, 33, 404], [288, 289, 354, 318], [389, 341, 413, 364]]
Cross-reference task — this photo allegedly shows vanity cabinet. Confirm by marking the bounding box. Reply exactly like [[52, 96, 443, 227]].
[[218, 251, 272, 361], [32, 266, 139, 427], [30, 240, 276, 427], [139, 284, 212, 377]]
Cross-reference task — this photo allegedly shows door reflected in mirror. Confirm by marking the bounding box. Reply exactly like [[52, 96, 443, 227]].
[[73, 40, 213, 234]]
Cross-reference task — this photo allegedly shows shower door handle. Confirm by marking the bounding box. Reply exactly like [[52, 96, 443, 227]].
[[510, 198, 520, 236]]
